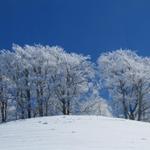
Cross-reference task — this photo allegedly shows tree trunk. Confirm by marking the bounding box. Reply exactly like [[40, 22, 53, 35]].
[[137, 95, 142, 121], [1, 102, 7, 122], [27, 89, 31, 118]]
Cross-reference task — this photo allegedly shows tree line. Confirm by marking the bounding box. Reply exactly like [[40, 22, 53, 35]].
[[0, 45, 150, 122]]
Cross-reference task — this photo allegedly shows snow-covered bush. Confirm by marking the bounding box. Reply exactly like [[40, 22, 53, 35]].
[[81, 97, 112, 116]]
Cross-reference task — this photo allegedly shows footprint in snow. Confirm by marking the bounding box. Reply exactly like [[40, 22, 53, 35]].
[[43, 122, 48, 125], [141, 138, 147, 141]]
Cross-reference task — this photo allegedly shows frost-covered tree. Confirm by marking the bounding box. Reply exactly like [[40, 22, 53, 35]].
[[98, 49, 150, 121], [51, 51, 95, 115], [0, 50, 15, 122], [0, 49, 27, 119]]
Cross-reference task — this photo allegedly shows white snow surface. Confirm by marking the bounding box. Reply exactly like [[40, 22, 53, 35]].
[[0, 116, 150, 150]]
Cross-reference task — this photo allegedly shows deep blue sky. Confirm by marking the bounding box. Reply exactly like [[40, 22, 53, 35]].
[[1, 0, 150, 61]]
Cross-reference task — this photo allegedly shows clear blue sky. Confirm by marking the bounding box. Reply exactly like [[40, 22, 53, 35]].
[[1, 0, 150, 61]]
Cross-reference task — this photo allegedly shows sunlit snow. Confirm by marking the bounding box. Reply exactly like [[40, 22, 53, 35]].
[[0, 116, 150, 150]]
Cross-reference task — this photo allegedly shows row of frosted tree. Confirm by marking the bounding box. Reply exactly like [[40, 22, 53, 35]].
[[0, 45, 150, 122], [0, 45, 110, 122]]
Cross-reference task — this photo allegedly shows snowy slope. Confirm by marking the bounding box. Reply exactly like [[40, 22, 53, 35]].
[[0, 116, 150, 150]]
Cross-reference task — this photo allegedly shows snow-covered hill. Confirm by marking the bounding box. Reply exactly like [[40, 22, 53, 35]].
[[0, 116, 150, 150]]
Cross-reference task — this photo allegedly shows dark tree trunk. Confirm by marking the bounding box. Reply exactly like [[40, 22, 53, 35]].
[[62, 99, 70, 115], [37, 86, 44, 117], [66, 100, 70, 115], [45, 101, 48, 116], [1, 101, 7, 122], [27, 89, 31, 118], [62, 99, 66, 115]]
